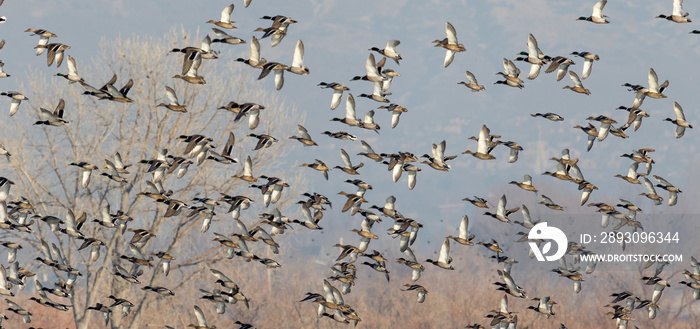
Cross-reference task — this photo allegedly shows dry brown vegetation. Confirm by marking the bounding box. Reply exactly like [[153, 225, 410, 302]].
[[12, 240, 700, 328]]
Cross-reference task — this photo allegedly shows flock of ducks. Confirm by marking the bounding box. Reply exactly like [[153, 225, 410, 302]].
[[0, 0, 696, 328]]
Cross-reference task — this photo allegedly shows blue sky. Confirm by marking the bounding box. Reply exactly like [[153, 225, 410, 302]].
[[2, 0, 699, 268]]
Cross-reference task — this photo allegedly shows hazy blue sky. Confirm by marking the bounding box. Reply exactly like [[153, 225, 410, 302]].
[[2, 2, 700, 328], [2, 0, 699, 265]]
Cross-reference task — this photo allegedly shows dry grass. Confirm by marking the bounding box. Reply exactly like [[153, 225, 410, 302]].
[[10, 245, 700, 328]]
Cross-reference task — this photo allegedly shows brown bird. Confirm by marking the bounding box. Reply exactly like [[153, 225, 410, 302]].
[[509, 174, 538, 192], [206, 3, 236, 29]]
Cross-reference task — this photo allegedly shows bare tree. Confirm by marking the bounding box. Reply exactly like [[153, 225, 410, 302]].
[[0, 28, 305, 329]]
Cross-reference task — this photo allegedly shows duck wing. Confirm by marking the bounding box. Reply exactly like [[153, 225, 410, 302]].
[[291, 40, 304, 69], [569, 71, 584, 87], [220, 3, 235, 24], [527, 34, 540, 60], [438, 238, 451, 264], [643, 177, 657, 195], [243, 156, 254, 176], [673, 101, 687, 121], [249, 36, 262, 62], [345, 93, 357, 122], [458, 215, 470, 240], [528, 63, 542, 80], [340, 148, 353, 168], [443, 49, 456, 68], [476, 124, 491, 154], [365, 54, 382, 80], [648, 68, 660, 93], [164, 86, 180, 106], [496, 194, 507, 217], [592, 0, 607, 19], [193, 305, 208, 327], [466, 71, 479, 84], [67, 55, 80, 77], [445, 22, 458, 44], [672, 0, 684, 17]]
